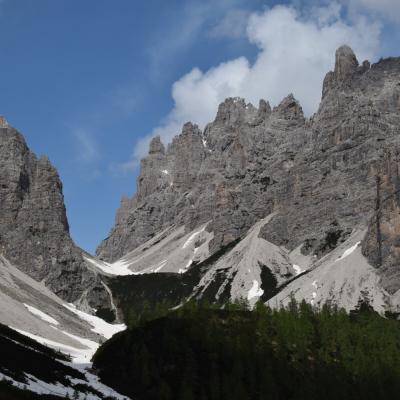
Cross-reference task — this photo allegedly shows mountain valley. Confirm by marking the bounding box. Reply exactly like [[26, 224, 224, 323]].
[[1, 45, 400, 399]]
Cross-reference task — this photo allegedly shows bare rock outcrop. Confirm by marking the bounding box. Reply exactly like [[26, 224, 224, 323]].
[[0, 122, 109, 310]]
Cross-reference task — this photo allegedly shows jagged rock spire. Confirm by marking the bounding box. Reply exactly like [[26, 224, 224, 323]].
[[148, 135, 165, 155], [215, 97, 247, 125], [181, 121, 201, 136], [322, 45, 361, 98], [273, 94, 304, 121], [334, 45, 359, 81], [258, 99, 271, 119]]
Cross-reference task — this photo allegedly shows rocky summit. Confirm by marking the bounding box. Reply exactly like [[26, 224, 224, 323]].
[[96, 46, 400, 313]]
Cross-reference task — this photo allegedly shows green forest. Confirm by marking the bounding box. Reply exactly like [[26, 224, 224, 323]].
[[93, 299, 400, 400]]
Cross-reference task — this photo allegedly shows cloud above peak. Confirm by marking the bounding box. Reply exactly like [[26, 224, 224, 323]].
[[241, 4, 379, 109], [128, 2, 381, 166]]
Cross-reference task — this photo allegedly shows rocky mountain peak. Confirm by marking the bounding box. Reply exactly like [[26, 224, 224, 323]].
[[272, 93, 305, 122], [214, 97, 249, 125], [148, 135, 165, 155], [180, 121, 201, 136], [258, 99, 272, 119], [334, 45, 359, 80], [322, 45, 361, 98], [169, 123, 204, 159]]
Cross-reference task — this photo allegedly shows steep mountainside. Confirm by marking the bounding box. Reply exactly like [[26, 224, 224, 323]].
[[0, 119, 111, 311], [0, 252, 127, 398], [0, 253, 125, 360], [95, 46, 400, 313], [0, 322, 128, 399]]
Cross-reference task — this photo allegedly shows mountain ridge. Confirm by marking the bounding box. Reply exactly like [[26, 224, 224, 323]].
[[1, 44, 400, 399], [91, 45, 400, 314]]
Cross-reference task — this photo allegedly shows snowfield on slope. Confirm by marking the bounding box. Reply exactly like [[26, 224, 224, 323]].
[[24, 304, 59, 326], [11, 327, 97, 364], [0, 366, 130, 400], [0, 255, 130, 397], [86, 223, 213, 276], [248, 280, 264, 300], [63, 303, 126, 340]]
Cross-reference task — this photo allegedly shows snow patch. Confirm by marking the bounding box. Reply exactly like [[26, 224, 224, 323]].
[[0, 362, 130, 399], [63, 303, 126, 339], [0, 372, 77, 399], [312, 280, 318, 289], [85, 256, 130, 275], [182, 227, 205, 249], [86, 255, 170, 276], [61, 331, 98, 356], [24, 304, 59, 326], [67, 363, 130, 399], [336, 242, 361, 262], [310, 280, 319, 306], [247, 280, 264, 300], [11, 327, 95, 364], [85, 256, 141, 276], [178, 259, 193, 274], [161, 169, 169, 175], [292, 264, 303, 275], [153, 260, 167, 273]]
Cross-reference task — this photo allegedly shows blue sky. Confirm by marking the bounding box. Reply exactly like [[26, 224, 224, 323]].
[[0, 0, 398, 254]]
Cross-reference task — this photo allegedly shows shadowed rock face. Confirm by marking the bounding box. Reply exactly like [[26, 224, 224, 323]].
[[0, 123, 109, 310], [362, 151, 400, 294], [97, 46, 400, 296]]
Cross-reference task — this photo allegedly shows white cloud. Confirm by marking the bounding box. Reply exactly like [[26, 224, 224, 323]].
[[127, 3, 381, 167], [349, 0, 400, 21], [131, 58, 250, 162], [241, 5, 379, 110]]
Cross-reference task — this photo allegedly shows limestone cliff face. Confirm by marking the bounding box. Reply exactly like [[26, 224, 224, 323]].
[[362, 151, 400, 294], [97, 46, 400, 297], [261, 46, 400, 251], [96, 96, 306, 262], [0, 122, 109, 310]]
